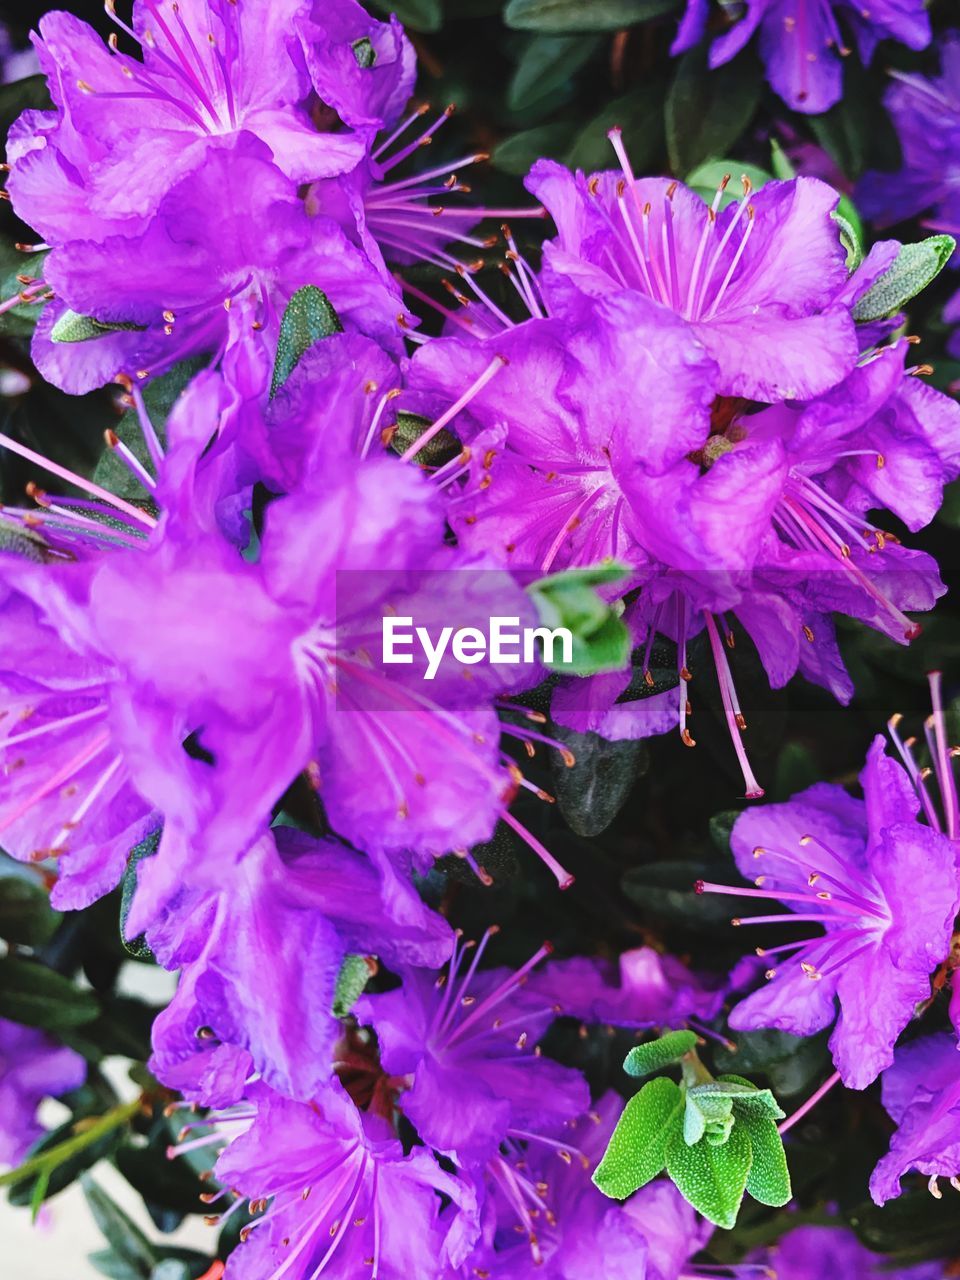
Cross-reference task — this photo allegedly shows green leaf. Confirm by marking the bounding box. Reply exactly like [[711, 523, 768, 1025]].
[[852, 236, 956, 323], [509, 34, 602, 113], [0, 240, 48, 338], [666, 1122, 753, 1230], [549, 724, 647, 837], [119, 829, 162, 961], [389, 410, 461, 466], [529, 564, 631, 677], [83, 1177, 158, 1276], [684, 1090, 735, 1147], [368, 0, 442, 31], [506, 0, 678, 33], [667, 48, 762, 176], [0, 870, 60, 946], [685, 160, 773, 210], [332, 954, 376, 1019], [0, 956, 99, 1030], [623, 1029, 699, 1078], [592, 1077, 685, 1199], [352, 37, 376, 68], [270, 285, 343, 398], [833, 209, 863, 270], [739, 1111, 792, 1208], [117, 1142, 209, 1219], [50, 311, 146, 343]]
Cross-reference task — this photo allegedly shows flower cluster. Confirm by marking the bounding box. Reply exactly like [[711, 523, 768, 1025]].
[[0, 1, 959, 1276]]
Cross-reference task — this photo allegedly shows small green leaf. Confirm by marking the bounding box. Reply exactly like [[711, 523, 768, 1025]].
[[739, 1111, 792, 1208], [332, 954, 375, 1019], [270, 286, 343, 398], [684, 1088, 735, 1146], [119, 829, 162, 961], [389, 410, 460, 466], [666, 1123, 752, 1230], [0, 241, 48, 338], [83, 1177, 158, 1276], [530, 564, 631, 677], [623, 1029, 699, 1078], [50, 311, 146, 343], [852, 236, 956, 323], [592, 1077, 685, 1199], [0, 956, 99, 1031]]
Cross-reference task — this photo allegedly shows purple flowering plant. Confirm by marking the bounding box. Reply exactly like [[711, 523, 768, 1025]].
[[0, 0, 960, 1277]]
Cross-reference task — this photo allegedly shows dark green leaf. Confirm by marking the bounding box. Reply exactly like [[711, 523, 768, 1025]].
[[0, 870, 60, 946], [389, 410, 460, 466], [0, 240, 48, 338], [667, 48, 762, 176], [117, 1144, 208, 1218], [592, 1077, 685, 1199], [89, 1250, 147, 1280], [623, 1029, 698, 1078], [852, 236, 956, 323], [666, 1122, 752, 1229], [549, 724, 647, 837], [565, 83, 664, 173], [270, 285, 343, 398], [509, 34, 602, 113], [0, 956, 99, 1030], [740, 1111, 792, 1208], [714, 1030, 831, 1099], [369, 0, 442, 31], [494, 124, 578, 175], [506, 0, 678, 33], [83, 1177, 158, 1276]]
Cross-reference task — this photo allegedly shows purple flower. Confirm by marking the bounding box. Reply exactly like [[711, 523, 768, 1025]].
[[450, 1093, 712, 1279], [355, 931, 589, 1164], [526, 158, 859, 403], [0, 563, 157, 911], [409, 214, 960, 794], [698, 736, 960, 1089], [27, 132, 405, 397], [207, 1081, 478, 1280], [870, 1033, 960, 1205], [6, 0, 531, 396], [857, 34, 960, 357], [524, 946, 725, 1032], [672, 0, 930, 114], [148, 825, 453, 1104], [0, 1016, 86, 1167], [753, 1223, 946, 1278], [72, 456, 562, 932]]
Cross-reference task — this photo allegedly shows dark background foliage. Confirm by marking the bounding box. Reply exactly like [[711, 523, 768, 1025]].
[[1, 0, 960, 1274]]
